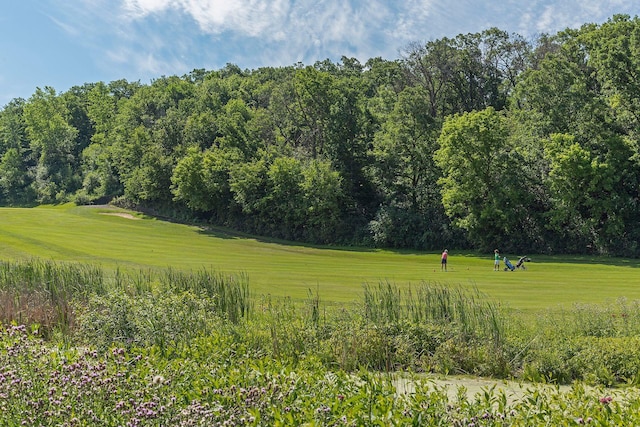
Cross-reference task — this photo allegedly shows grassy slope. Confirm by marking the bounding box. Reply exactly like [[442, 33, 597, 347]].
[[0, 204, 638, 311]]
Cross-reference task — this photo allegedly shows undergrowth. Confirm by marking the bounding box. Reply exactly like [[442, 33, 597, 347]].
[[2, 258, 640, 387]]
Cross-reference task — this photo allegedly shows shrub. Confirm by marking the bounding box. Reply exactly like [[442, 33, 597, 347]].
[[521, 337, 581, 384], [570, 336, 640, 386], [9, 323, 640, 426], [74, 289, 221, 353]]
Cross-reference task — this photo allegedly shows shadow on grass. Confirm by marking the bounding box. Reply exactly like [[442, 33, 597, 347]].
[[76, 204, 640, 266], [195, 224, 457, 257], [396, 247, 635, 267], [195, 225, 382, 253], [533, 254, 640, 268], [188, 226, 640, 267], [454, 251, 640, 268]]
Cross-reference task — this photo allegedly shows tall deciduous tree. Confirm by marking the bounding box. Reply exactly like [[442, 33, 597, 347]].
[[171, 146, 242, 221], [544, 133, 640, 254], [0, 98, 29, 153], [0, 148, 30, 204], [402, 29, 530, 118], [0, 99, 32, 204], [265, 156, 306, 239], [23, 87, 79, 202], [301, 159, 344, 243], [585, 15, 640, 135], [372, 86, 440, 211], [369, 86, 448, 248], [435, 107, 518, 249]]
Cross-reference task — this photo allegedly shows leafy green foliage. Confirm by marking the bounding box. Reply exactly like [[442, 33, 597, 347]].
[[435, 107, 517, 249], [2, 17, 640, 254], [5, 261, 640, 424]]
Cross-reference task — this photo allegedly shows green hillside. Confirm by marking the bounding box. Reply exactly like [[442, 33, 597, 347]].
[[0, 204, 638, 310]]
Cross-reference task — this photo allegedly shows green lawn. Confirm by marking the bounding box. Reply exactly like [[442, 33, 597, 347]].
[[0, 204, 638, 311]]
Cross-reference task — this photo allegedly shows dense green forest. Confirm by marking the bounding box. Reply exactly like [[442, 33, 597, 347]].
[[1, 15, 639, 256]]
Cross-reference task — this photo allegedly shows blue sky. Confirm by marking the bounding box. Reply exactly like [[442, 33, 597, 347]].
[[1, 0, 639, 107]]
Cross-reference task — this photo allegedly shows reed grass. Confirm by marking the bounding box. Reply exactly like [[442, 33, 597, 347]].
[[0, 259, 252, 338], [0, 259, 105, 335], [363, 281, 505, 347], [162, 268, 252, 323]]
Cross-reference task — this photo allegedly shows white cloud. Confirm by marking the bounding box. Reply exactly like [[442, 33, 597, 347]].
[[48, 15, 82, 37], [515, 0, 637, 36], [120, 0, 291, 37], [392, 0, 435, 40], [121, 0, 174, 18], [44, 0, 640, 84], [2, 0, 638, 106], [116, 0, 393, 64]]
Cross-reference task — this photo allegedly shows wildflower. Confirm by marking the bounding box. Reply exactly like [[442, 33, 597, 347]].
[[599, 396, 613, 404]]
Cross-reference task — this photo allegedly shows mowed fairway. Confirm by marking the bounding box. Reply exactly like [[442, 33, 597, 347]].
[[0, 204, 639, 311]]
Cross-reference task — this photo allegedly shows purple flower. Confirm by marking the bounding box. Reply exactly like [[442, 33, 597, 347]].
[[599, 396, 613, 404]]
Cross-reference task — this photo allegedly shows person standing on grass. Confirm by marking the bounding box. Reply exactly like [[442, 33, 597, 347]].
[[441, 249, 448, 271], [494, 249, 500, 271]]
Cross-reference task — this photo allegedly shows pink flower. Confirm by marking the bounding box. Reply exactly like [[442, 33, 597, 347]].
[[599, 396, 613, 404]]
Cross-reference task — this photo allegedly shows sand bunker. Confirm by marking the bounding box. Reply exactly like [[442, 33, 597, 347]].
[[99, 212, 139, 220]]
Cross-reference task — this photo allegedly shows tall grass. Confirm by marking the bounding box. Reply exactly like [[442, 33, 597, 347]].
[[363, 281, 505, 347], [0, 258, 105, 296], [0, 259, 105, 335], [6, 258, 640, 385], [0, 259, 252, 339], [162, 268, 252, 323], [562, 298, 640, 338]]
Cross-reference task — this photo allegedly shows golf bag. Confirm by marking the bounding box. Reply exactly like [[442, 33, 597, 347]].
[[516, 256, 531, 270], [503, 257, 515, 271]]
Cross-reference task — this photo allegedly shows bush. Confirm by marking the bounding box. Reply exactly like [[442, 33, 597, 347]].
[[571, 336, 640, 386], [74, 289, 221, 353]]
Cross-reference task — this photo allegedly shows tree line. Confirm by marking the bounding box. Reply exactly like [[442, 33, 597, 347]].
[[1, 15, 639, 256]]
